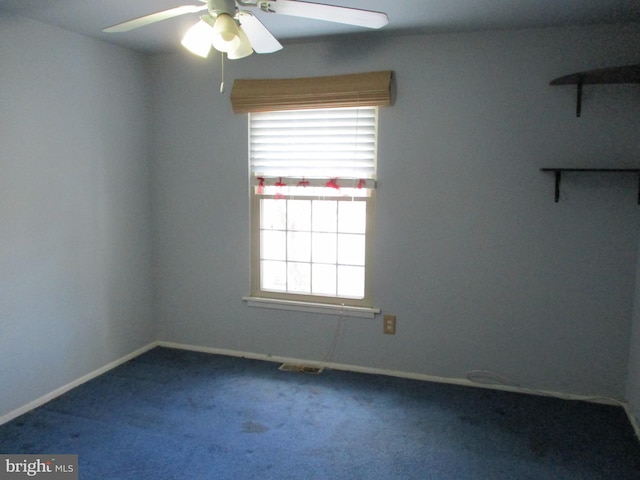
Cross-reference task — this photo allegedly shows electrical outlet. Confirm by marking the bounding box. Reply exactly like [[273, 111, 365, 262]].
[[383, 314, 396, 334]]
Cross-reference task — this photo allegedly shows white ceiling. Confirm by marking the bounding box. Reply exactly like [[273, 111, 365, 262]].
[[1, 0, 639, 55]]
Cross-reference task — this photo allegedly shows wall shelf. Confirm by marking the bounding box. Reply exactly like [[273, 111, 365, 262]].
[[549, 64, 640, 117], [540, 168, 640, 204]]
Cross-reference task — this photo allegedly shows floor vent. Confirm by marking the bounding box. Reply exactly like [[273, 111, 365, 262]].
[[279, 364, 324, 374]]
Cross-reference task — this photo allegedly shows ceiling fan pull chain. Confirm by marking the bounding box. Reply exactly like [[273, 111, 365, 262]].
[[220, 52, 226, 94]]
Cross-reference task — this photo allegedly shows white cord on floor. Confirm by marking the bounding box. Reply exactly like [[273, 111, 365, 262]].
[[322, 305, 345, 366]]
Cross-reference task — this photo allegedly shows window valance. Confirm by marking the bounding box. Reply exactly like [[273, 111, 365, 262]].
[[230, 70, 392, 113]]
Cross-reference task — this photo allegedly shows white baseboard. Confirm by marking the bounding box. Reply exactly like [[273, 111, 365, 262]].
[[624, 405, 640, 442], [0, 341, 159, 427], [157, 341, 624, 405]]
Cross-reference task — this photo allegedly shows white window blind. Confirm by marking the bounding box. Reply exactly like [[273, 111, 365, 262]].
[[249, 106, 377, 184]]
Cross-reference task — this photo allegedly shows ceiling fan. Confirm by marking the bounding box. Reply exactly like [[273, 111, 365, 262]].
[[103, 0, 389, 59]]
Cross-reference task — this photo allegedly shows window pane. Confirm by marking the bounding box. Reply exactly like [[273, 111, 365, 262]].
[[337, 234, 366, 266], [262, 260, 286, 292], [338, 201, 366, 234], [287, 199, 311, 231], [288, 262, 311, 294], [312, 232, 337, 264], [312, 264, 337, 296], [261, 199, 286, 230], [337, 265, 365, 298], [312, 200, 337, 232], [288, 232, 311, 262], [261, 230, 286, 260]]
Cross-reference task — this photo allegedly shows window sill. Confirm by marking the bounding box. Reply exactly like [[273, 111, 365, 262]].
[[242, 296, 380, 318]]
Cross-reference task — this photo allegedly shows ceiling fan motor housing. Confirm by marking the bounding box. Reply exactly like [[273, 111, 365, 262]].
[[208, 0, 237, 17]]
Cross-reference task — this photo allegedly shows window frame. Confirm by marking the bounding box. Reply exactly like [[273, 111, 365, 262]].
[[247, 106, 379, 311]]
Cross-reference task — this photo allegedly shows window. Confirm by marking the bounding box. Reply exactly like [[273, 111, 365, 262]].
[[249, 106, 377, 309]]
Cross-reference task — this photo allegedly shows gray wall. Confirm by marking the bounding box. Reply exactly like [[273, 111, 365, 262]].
[[0, 13, 154, 417], [152, 24, 640, 400]]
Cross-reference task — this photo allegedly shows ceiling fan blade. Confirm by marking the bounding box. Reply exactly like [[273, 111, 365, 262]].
[[259, 0, 388, 29], [103, 5, 208, 33], [237, 11, 283, 53]]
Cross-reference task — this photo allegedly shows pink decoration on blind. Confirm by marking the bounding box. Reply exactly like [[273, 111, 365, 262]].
[[326, 178, 340, 190], [357, 179, 366, 189], [297, 178, 310, 188], [275, 177, 287, 199], [257, 177, 265, 194]]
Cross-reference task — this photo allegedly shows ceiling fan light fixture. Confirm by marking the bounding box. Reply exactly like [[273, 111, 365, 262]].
[[104, 0, 389, 58], [227, 27, 253, 59], [181, 19, 214, 58], [211, 13, 242, 52]]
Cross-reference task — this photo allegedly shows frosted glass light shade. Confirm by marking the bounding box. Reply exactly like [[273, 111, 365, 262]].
[[181, 20, 213, 58], [211, 13, 241, 52], [227, 27, 253, 59]]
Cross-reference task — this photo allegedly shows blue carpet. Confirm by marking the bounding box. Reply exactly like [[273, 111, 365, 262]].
[[1, 347, 639, 479]]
